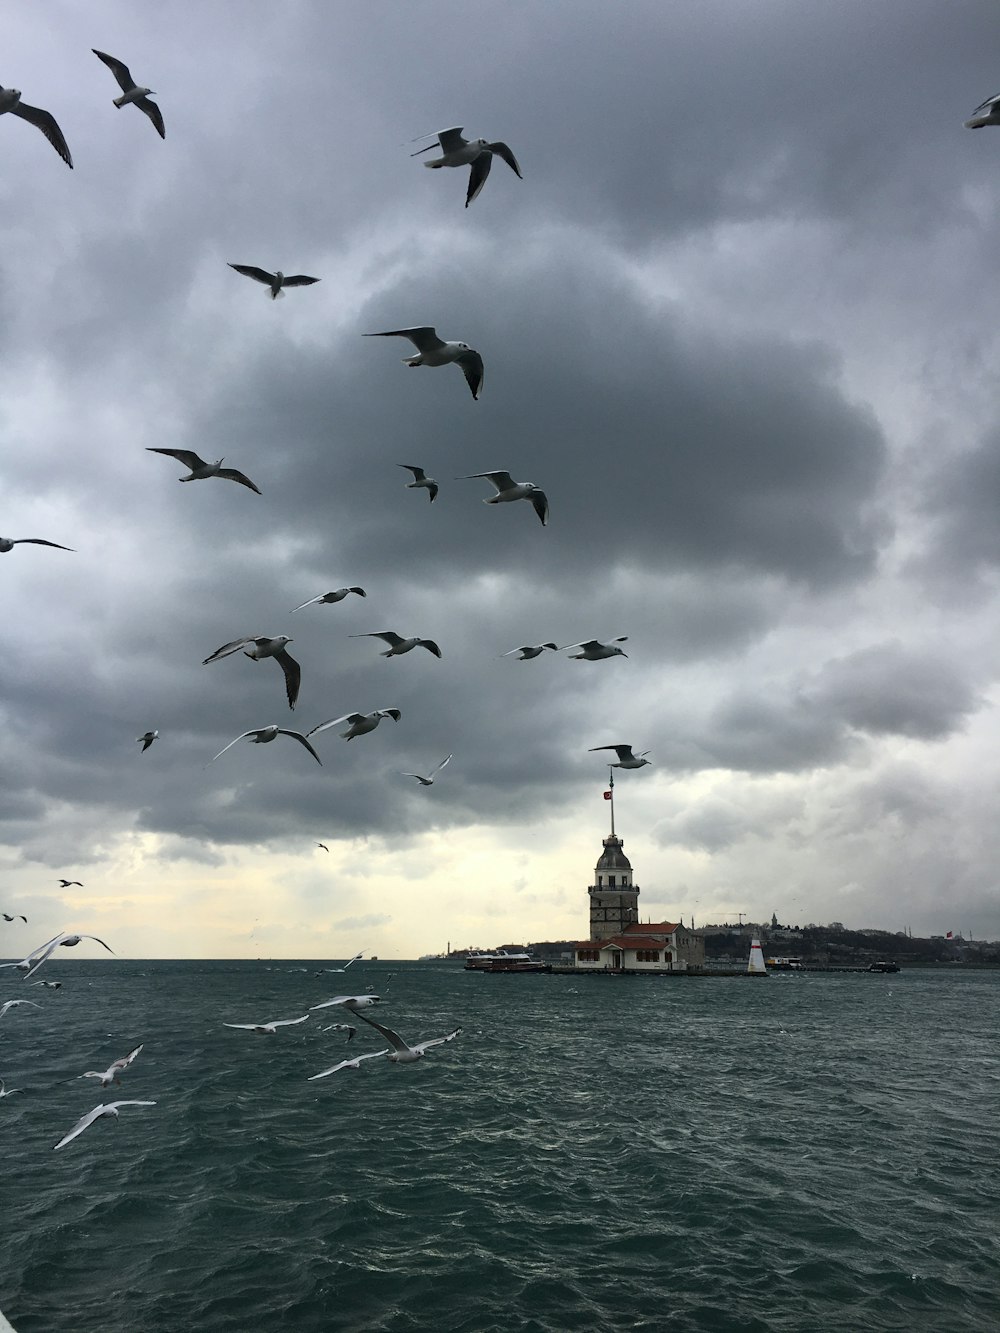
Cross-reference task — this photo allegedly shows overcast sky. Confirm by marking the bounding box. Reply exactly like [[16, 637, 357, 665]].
[[3, 0, 1000, 959]]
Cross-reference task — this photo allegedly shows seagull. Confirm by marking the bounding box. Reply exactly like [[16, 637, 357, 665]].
[[561, 637, 628, 660], [80, 1044, 143, 1089], [966, 93, 1000, 128], [461, 471, 548, 526], [0, 85, 72, 166], [208, 725, 322, 766], [502, 644, 559, 660], [0, 1000, 40, 1020], [7, 932, 116, 982], [315, 1011, 461, 1074], [317, 842, 329, 852], [2, 914, 27, 923], [307, 1051, 387, 1080], [307, 710, 401, 742], [589, 744, 651, 769], [223, 1015, 310, 1035], [145, 448, 261, 494], [0, 1079, 23, 1098], [54, 1100, 156, 1150], [291, 587, 366, 612], [320, 1023, 357, 1041], [308, 994, 379, 1011], [92, 50, 164, 138], [137, 730, 158, 752], [0, 536, 73, 553], [228, 264, 320, 299], [349, 631, 442, 659], [202, 635, 301, 710], [402, 754, 453, 786], [58, 880, 83, 888], [411, 127, 521, 207], [31, 980, 61, 989], [320, 952, 365, 973], [398, 464, 438, 502], [364, 328, 484, 400]]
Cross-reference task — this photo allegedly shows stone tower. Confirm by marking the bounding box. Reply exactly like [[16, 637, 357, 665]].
[[588, 833, 640, 940]]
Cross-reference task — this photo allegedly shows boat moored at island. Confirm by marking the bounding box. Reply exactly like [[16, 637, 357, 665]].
[[464, 949, 551, 973]]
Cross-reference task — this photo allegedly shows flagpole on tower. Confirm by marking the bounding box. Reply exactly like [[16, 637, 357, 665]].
[[608, 767, 615, 837]]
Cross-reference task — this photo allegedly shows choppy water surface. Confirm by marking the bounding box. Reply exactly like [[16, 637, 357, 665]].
[[2, 961, 999, 1332]]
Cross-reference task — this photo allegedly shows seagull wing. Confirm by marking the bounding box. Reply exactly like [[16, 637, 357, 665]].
[[270, 1014, 310, 1028], [215, 467, 261, 494], [79, 935, 115, 955], [434, 754, 454, 775], [353, 631, 405, 648], [16, 539, 73, 550], [590, 745, 634, 761], [10, 101, 73, 167], [342, 952, 365, 968], [203, 637, 255, 664], [355, 1011, 410, 1053], [968, 93, 1000, 118], [364, 327, 444, 353], [466, 151, 493, 207], [281, 274, 320, 287], [273, 648, 301, 710], [229, 264, 276, 284], [530, 490, 549, 526], [92, 49, 136, 93], [307, 1050, 387, 1080], [223, 1023, 261, 1030], [487, 141, 521, 178], [276, 730, 323, 765], [418, 640, 443, 658], [309, 994, 375, 1011], [136, 97, 165, 139], [436, 127, 468, 152], [306, 714, 361, 739], [291, 594, 324, 612], [399, 464, 426, 481], [146, 446, 206, 470], [110, 1044, 144, 1072], [209, 730, 261, 764], [465, 470, 513, 492], [54, 1104, 108, 1150], [412, 1027, 462, 1055], [560, 640, 601, 653], [455, 349, 484, 400]]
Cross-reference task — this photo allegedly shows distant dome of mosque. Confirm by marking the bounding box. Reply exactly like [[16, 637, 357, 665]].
[[596, 835, 632, 872]]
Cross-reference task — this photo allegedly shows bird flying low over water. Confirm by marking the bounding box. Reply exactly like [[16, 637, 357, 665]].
[[92, 50, 164, 138], [0, 999, 40, 1020], [0, 1079, 23, 1098], [307, 1011, 462, 1079], [589, 744, 651, 769], [228, 264, 321, 298], [307, 709, 402, 741], [309, 993, 380, 1011], [402, 754, 453, 786], [0, 536, 73, 553], [364, 327, 484, 400], [966, 93, 1000, 128], [137, 730, 158, 752], [0, 85, 72, 166], [349, 631, 442, 659], [223, 1015, 310, 1035], [209, 725, 322, 766], [461, 471, 549, 526], [146, 448, 261, 493], [291, 587, 366, 612], [398, 464, 439, 502], [411, 126, 521, 207], [562, 637, 628, 660], [321, 1023, 357, 1041], [80, 1044, 143, 1089], [54, 1100, 156, 1150], [202, 635, 301, 710], [2, 931, 115, 982], [502, 643, 559, 660]]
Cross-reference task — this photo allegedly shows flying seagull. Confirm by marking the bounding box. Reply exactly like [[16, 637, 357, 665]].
[[54, 1100, 156, 1150], [3, 931, 115, 982], [202, 635, 301, 710], [966, 93, 1000, 128], [58, 880, 82, 888], [349, 631, 442, 659], [223, 1015, 310, 1034], [317, 842, 329, 852], [80, 1044, 143, 1089], [461, 471, 548, 526], [146, 448, 261, 494], [561, 637, 628, 660], [501, 643, 559, 660], [307, 1051, 387, 1080], [0, 999, 40, 1020], [2, 914, 27, 923], [308, 994, 380, 1011], [0, 85, 72, 166], [208, 725, 322, 766], [320, 951, 365, 973], [0, 536, 73, 553], [32, 980, 61, 988], [92, 50, 164, 138], [0, 1079, 23, 1099], [136, 730, 158, 752], [307, 1011, 462, 1079], [320, 1023, 357, 1041], [402, 754, 453, 786], [291, 587, 366, 612], [364, 328, 484, 400], [411, 127, 521, 207], [228, 264, 320, 299], [307, 709, 401, 742], [589, 744, 651, 769], [398, 464, 438, 502]]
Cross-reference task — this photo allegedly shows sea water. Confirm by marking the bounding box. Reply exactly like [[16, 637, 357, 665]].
[[2, 960, 998, 1332]]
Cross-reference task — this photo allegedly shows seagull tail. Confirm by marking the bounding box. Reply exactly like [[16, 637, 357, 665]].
[[271, 289, 286, 301], [112, 95, 129, 109]]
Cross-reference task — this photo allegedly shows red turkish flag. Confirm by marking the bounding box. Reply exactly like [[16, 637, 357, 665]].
[[603, 791, 612, 800]]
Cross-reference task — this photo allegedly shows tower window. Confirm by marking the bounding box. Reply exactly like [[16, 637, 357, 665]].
[[608, 875, 615, 887]]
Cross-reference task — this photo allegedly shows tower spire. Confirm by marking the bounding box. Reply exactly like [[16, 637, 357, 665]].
[[608, 767, 615, 837]]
